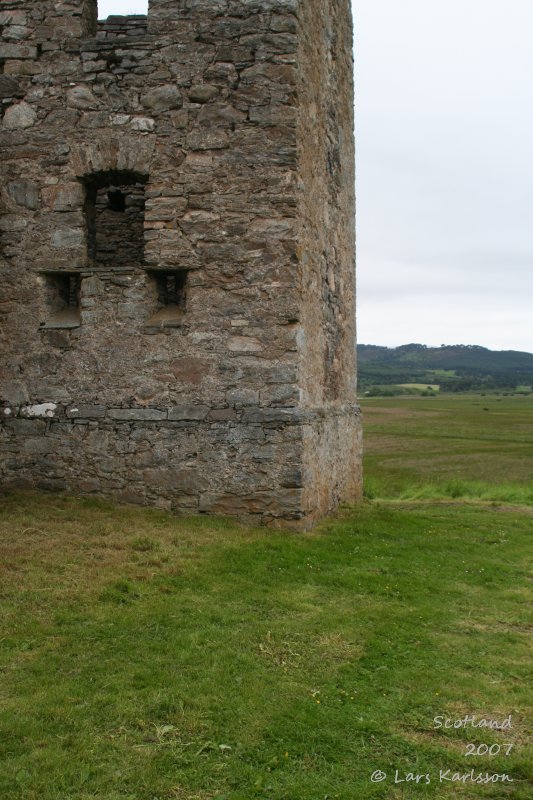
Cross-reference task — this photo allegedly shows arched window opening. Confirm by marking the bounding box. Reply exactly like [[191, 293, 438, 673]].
[[98, 0, 149, 20], [83, 171, 146, 270]]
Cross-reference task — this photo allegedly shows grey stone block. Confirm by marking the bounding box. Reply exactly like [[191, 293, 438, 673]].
[[23, 437, 52, 455], [167, 405, 209, 421], [8, 181, 39, 210], [66, 86, 98, 110], [241, 408, 309, 425], [7, 419, 47, 435], [51, 228, 85, 248], [107, 409, 167, 421], [0, 44, 37, 60], [226, 389, 260, 407], [66, 405, 107, 419], [208, 408, 238, 421], [188, 84, 218, 103], [0, 75, 23, 100], [141, 85, 183, 112], [3, 101, 37, 130]]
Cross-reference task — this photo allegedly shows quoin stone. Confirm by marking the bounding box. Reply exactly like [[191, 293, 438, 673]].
[[0, 0, 362, 526]]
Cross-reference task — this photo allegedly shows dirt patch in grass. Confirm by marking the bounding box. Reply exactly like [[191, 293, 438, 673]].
[[398, 728, 469, 756], [317, 632, 363, 663]]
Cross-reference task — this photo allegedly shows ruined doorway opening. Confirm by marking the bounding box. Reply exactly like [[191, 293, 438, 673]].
[[84, 171, 146, 269]]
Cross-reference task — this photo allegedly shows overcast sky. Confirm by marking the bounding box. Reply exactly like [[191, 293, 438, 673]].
[[100, 0, 533, 352], [354, 0, 533, 351], [99, 0, 146, 15]]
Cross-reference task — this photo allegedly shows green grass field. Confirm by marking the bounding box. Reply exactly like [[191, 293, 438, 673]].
[[398, 383, 440, 391], [1, 395, 532, 799], [363, 394, 533, 504]]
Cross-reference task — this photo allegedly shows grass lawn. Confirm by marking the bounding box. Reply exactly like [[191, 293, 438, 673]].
[[1, 489, 531, 799]]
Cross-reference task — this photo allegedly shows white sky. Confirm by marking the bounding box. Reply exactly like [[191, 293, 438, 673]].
[[354, 0, 533, 351], [99, 0, 533, 352], [98, 0, 147, 15]]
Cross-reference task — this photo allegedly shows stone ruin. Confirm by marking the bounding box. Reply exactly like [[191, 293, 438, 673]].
[[0, 0, 362, 526]]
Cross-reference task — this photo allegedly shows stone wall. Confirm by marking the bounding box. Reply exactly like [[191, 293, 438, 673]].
[[0, 0, 362, 526], [297, 0, 362, 512]]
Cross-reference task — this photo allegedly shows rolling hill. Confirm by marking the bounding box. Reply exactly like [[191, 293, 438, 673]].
[[358, 343, 533, 393]]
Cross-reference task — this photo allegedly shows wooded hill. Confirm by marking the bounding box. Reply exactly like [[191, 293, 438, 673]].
[[358, 344, 533, 393]]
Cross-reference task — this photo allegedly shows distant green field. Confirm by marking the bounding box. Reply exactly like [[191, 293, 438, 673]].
[[362, 394, 533, 503], [429, 370, 457, 378], [398, 383, 440, 391]]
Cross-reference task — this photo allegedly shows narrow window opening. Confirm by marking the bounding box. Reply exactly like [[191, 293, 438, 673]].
[[40, 272, 81, 330], [156, 271, 187, 309], [146, 270, 189, 330]]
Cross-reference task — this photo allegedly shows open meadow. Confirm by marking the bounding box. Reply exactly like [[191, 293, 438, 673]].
[[363, 394, 533, 505], [0, 395, 532, 799]]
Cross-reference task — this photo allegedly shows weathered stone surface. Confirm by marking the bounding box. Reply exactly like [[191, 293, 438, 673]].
[[0, 0, 362, 527], [130, 116, 155, 132], [169, 358, 209, 385], [0, 75, 23, 100], [226, 389, 260, 407], [66, 85, 98, 110], [188, 84, 219, 104], [2, 101, 37, 129], [141, 85, 183, 112], [20, 403, 57, 418], [42, 183, 84, 212], [167, 405, 209, 421], [208, 408, 238, 421], [199, 489, 303, 518], [107, 409, 167, 421], [2, 380, 30, 405], [6, 25, 32, 41], [8, 181, 39, 210], [227, 336, 263, 353], [4, 418, 46, 435], [198, 103, 247, 125], [144, 468, 208, 493], [242, 408, 309, 425], [0, 215, 28, 232], [0, 43, 37, 60], [51, 228, 84, 248], [0, 11, 28, 26], [66, 405, 106, 419], [23, 437, 53, 455], [40, 330, 71, 349]]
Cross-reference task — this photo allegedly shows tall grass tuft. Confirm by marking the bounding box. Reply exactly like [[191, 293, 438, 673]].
[[397, 479, 533, 505]]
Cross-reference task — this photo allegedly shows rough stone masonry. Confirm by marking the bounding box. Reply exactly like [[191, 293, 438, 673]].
[[0, 0, 362, 526]]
